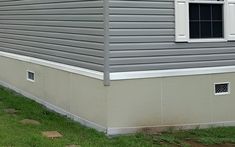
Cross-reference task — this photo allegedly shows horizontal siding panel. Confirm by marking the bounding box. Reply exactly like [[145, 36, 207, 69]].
[[110, 60, 235, 72], [0, 29, 104, 43], [0, 39, 104, 64], [0, 0, 102, 6], [110, 42, 235, 50], [0, 33, 104, 50], [110, 29, 174, 36], [0, 15, 103, 21], [0, 20, 104, 28], [110, 22, 174, 29], [110, 8, 174, 15], [0, 0, 104, 71], [0, 0, 98, 5], [110, 36, 174, 43], [110, 53, 235, 65], [0, 24, 104, 36], [0, 8, 103, 15], [0, 1, 103, 10], [110, 47, 235, 57], [1, 44, 103, 65], [110, 15, 173, 22], [0, 37, 103, 57], [110, 1, 174, 9]]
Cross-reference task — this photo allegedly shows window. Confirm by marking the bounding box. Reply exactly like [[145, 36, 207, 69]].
[[175, 0, 235, 42], [214, 82, 230, 95], [189, 4, 223, 39]]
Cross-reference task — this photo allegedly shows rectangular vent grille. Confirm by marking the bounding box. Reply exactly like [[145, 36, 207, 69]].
[[27, 70, 35, 82], [214, 83, 229, 95]]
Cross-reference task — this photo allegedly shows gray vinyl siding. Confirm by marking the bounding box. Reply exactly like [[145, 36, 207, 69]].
[[109, 0, 235, 72], [0, 0, 104, 71], [2, 0, 235, 74]]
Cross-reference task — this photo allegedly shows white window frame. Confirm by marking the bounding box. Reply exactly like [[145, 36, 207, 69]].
[[188, 0, 227, 42], [175, 0, 234, 42]]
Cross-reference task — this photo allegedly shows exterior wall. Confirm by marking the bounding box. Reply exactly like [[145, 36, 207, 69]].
[[0, 0, 104, 71], [109, 0, 235, 72], [0, 55, 107, 131], [107, 73, 235, 135]]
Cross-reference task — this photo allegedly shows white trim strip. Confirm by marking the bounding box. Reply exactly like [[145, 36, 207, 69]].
[[0, 51, 104, 80], [110, 66, 235, 80], [2, 51, 235, 81], [0, 80, 107, 133], [107, 121, 235, 135]]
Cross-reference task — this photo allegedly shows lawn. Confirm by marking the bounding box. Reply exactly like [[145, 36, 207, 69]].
[[0, 86, 235, 147]]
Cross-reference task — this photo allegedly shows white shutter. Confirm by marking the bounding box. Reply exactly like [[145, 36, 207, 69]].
[[175, 0, 188, 42], [227, 0, 235, 41]]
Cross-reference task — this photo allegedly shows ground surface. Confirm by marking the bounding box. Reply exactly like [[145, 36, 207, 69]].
[[0, 86, 235, 147]]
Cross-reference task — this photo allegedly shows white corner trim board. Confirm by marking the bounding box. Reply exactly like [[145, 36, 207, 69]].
[[0, 79, 107, 133], [110, 66, 235, 80], [0, 51, 104, 80]]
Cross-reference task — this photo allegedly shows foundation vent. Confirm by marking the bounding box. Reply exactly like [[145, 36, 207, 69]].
[[27, 70, 35, 82], [214, 82, 230, 95]]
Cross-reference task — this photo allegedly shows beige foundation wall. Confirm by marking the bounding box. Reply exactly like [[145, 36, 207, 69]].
[[0, 56, 107, 130], [107, 73, 235, 131], [2, 54, 235, 135]]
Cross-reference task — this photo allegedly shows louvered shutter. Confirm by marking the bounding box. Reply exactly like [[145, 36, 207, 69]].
[[175, 0, 188, 42], [227, 0, 235, 41]]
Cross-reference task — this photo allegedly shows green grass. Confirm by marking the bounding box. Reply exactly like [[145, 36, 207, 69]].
[[0, 86, 235, 147]]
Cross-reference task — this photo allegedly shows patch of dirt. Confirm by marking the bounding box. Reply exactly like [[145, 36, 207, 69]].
[[4, 108, 18, 114], [186, 141, 235, 147], [42, 131, 63, 139], [20, 119, 40, 125]]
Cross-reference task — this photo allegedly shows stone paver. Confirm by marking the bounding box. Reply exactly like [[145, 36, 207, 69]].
[[20, 119, 40, 125], [42, 131, 63, 138], [4, 108, 18, 114]]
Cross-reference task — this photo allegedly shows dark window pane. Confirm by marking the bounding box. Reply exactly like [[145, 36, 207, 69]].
[[200, 4, 211, 20], [189, 3, 223, 39], [190, 22, 200, 38], [201, 22, 211, 38], [189, 4, 199, 20], [212, 5, 223, 20], [213, 22, 223, 37]]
